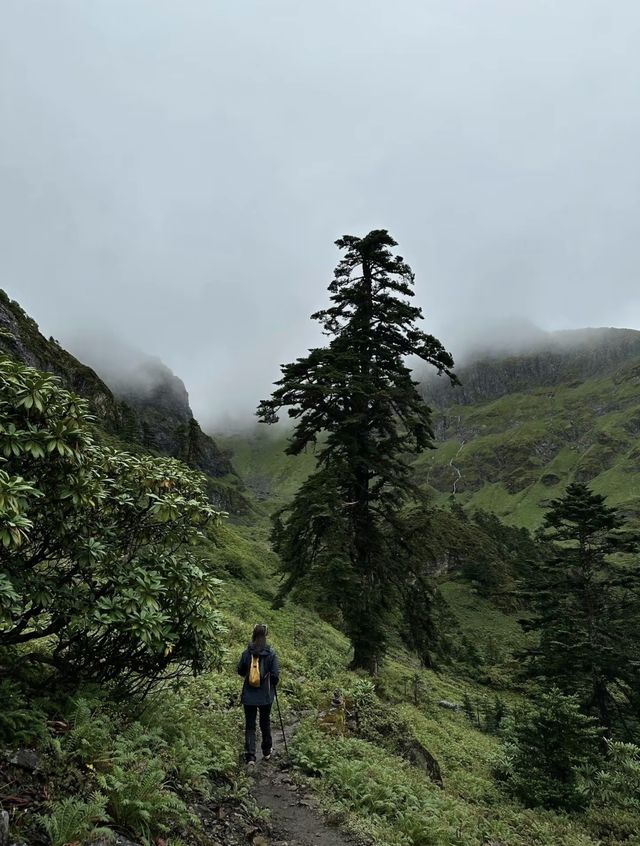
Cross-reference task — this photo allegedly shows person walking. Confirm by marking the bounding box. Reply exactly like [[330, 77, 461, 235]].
[[237, 623, 280, 766]]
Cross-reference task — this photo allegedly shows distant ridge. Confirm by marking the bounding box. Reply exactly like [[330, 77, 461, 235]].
[[220, 326, 640, 528], [423, 327, 640, 409]]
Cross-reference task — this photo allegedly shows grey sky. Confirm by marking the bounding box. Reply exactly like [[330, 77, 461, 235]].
[[2, 0, 640, 425]]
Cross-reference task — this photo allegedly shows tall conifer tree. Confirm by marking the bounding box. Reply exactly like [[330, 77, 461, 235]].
[[520, 483, 640, 734], [258, 230, 457, 670]]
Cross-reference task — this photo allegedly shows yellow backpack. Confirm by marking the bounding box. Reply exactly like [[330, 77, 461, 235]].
[[248, 654, 261, 687]]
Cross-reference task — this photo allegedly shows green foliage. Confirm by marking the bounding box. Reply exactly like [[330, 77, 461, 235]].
[[293, 717, 598, 846], [61, 697, 115, 764], [258, 230, 457, 670], [0, 679, 46, 744], [290, 720, 337, 775], [36, 793, 110, 846], [6, 498, 640, 846], [399, 503, 542, 610], [96, 758, 190, 839], [5, 340, 640, 845], [462, 692, 477, 725], [499, 688, 602, 810], [138, 680, 240, 785], [0, 356, 226, 688], [582, 741, 640, 842], [33, 677, 242, 841], [461, 692, 508, 734], [438, 579, 527, 681], [485, 695, 508, 733], [586, 741, 640, 811], [519, 483, 640, 733]]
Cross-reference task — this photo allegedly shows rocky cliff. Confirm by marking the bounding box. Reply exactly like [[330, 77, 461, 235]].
[[0, 290, 123, 427], [0, 290, 235, 485], [424, 328, 640, 410], [93, 353, 234, 479], [416, 327, 640, 527]]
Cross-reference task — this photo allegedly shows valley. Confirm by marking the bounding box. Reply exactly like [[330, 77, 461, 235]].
[[2, 291, 640, 846]]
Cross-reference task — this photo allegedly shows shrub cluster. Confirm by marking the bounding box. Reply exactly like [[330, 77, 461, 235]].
[[0, 357, 226, 689]]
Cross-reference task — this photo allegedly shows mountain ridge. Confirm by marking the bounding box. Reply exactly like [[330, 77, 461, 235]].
[[0, 290, 239, 506], [219, 326, 640, 527], [424, 327, 640, 409]]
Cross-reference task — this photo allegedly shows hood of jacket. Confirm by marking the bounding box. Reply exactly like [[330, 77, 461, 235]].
[[247, 642, 273, 657]]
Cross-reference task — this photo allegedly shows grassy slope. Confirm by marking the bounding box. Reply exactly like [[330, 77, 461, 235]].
[[211, 394, 640, 843], [219, 358, 640, 531], [14, 344, 640, 843], [417, 363, 640, 529], [215, 427, 317, 509], [19, 537, 610, 846], [7, 308, 640, 843], [13, 459, 634, 845], [204, 523, 626, 846]]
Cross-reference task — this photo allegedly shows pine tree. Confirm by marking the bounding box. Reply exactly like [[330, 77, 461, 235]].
[[520, 483, 640, 734], [258, 230, 457, 670], [502, 687, 602, 810]]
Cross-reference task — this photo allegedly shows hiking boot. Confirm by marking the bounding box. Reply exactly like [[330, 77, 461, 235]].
[[246, 759, 256, 768], [262, 750, 272, 760]]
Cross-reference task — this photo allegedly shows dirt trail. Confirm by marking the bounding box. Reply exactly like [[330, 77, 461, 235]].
[[249, 720, 360, 846], [251, 759, 357, 846]]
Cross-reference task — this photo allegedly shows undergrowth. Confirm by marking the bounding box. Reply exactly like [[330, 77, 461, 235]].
[[6, 520, 640, 846]]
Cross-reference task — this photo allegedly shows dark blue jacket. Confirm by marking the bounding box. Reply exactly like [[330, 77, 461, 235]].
[[237, 643, 280, 706]]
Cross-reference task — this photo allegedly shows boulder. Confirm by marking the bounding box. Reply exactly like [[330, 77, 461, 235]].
[[437, 699, 461, 712], [9, 749, 39, 771], [398, 738, 443, 787]]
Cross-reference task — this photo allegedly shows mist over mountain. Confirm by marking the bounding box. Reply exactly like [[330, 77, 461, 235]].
[[69, 333, 193, 421], [4, 3, 640, 843], [4, 1, 640, 425], [0, 291, 237, 506], [423, 325, 640, 408]]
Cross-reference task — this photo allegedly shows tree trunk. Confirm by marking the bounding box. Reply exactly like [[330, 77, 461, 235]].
[[593, 677, 611, 735], [350, 635, 379, 675]]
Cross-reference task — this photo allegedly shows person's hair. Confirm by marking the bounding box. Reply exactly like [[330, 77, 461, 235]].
[[252, 623, 268, 650]]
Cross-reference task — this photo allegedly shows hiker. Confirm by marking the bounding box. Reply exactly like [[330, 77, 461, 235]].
[[237, 623, 280, 766]]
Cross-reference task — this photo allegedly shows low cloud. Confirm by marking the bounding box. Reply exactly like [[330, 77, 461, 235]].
[[3, 1, 640, 427]]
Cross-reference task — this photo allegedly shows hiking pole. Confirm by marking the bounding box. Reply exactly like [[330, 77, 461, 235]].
[[274, 687, 289, 758]]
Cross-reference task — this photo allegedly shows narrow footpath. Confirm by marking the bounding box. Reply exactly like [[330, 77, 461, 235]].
[[250, 755, 357, 846], [249, 718, 360, 846]]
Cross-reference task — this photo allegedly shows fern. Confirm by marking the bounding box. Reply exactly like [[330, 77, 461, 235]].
[[36, 793, 110, 846], [62, 698, 112, 764], [97, 760, 188, 838]]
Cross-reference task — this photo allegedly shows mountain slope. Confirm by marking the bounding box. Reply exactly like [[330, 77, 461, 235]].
[[0, 290, 239, 506], [425, 327, 640, 409], [3, 302, 638, 846], [215, 426, 317, 508], [419, 328, 640, 527], [219, 327, 640, 528]]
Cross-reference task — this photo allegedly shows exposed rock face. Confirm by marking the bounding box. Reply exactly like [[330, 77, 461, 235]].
[[100, 354, 233, 479], [0, 291, 121, 428], [0, 290, 233, 481], [423, 328, 640, 409]]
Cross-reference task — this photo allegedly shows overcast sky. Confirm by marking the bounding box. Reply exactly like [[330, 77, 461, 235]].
[[2, 1, 640, 426]]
